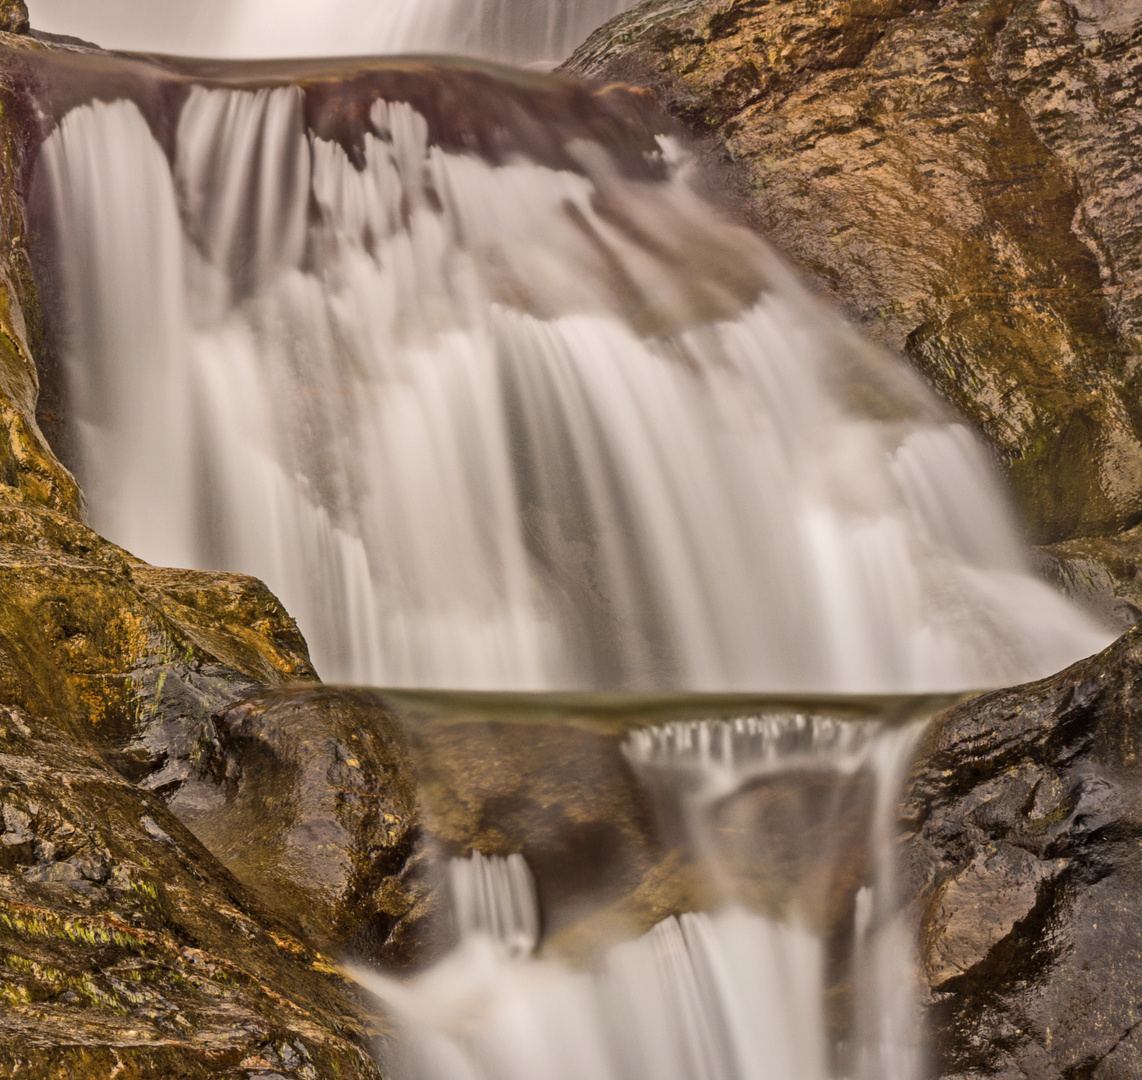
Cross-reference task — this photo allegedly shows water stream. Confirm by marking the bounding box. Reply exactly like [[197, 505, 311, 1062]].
[[13, 4, 1116, 1075], [28, 50, 1110, 691], [354, 712, 926, 1080]]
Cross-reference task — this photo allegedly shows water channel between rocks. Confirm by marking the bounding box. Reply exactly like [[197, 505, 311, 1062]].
[[339, 692, 950, 1080]]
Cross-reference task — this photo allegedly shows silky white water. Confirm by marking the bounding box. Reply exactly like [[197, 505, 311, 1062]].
[[30, 0, 634, 66], [353, 714, 926, 1080], [34, 82, 1110, 690]]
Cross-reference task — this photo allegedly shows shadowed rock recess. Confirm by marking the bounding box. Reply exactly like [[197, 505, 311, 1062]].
[[564, 0, 1142, 617]]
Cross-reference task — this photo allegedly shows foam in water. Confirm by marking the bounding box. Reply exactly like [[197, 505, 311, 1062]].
[[353, 714, 926, 1080], [33, 78, 1110, 691], [29, 0, 635, 67]]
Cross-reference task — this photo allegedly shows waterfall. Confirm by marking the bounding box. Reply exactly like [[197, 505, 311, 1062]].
[[30, 0, 637, 67], [30, 60, 1110, 692], [353, 713, 926, 1080]]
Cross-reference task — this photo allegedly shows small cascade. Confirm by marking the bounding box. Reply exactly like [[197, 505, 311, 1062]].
[[450, 851, 540, 958], [352, 712, 927, 1080], [29, 55, 1111, 692]]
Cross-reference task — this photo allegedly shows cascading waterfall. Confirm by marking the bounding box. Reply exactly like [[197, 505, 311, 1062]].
[[31, 0, 636, 67], [354, 713, 926, 1080], [30, 63, 1111, 692]]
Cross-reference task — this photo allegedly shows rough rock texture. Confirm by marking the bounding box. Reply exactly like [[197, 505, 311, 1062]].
[[0, 495, 317, 793], [170, 688, 433, 970], [906, 626, 1142, 1079], [0, 704, 380, 1079], [565, 0, 1142, 550], [0, 4, 26, 37]]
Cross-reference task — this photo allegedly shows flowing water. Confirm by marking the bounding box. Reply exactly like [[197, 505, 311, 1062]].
[[30, 0, 636, 66], [12, 8, 1116, 1074], [28, 48, 1110, 692], [354, 710, 927, 1080]]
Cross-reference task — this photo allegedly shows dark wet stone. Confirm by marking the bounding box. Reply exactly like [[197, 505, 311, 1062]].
[[169, 687, 434, 969], [905, 626, 1142, 1079]]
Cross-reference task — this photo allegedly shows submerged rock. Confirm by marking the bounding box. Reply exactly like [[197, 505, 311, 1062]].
[[564, 0, 1142, 555], [906, 626, 1142, 1079], [168, 688, 693, 969]]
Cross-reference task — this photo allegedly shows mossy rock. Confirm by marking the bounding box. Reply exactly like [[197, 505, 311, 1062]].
[[0, 703, 380, 1079]]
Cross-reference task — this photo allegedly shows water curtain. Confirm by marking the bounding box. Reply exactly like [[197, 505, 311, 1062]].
[[30, 57, 1109, 691], [354, 714, 926, 1080]]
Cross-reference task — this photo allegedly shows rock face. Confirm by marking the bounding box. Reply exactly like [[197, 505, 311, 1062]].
[[0, 704, 381, 1079], [171, 688, 433, 969], [565, 0, 1142, 555], [906, 626, 1142, 1079]]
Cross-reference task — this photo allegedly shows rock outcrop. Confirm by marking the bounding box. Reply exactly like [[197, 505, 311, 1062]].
[[906, 626, 1142, 1079], [564, 0, 1142, 567]]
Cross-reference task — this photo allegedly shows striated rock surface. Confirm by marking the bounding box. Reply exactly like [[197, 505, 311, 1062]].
[[906, 626, 1142, 1079], [0, 704, 380, 1080], [565, 0, 1142, 552]]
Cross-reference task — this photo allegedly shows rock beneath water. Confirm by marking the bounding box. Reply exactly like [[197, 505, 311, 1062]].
[[563, 0, 1142, 548], [166, 688, 703, 969], [170, 687, 433, 968], [407, 710, 670, 948], [906, 625, 1142, 1078], [0, 702, 380, 1079]]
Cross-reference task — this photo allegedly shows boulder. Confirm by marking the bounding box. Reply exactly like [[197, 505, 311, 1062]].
[[564, 0, 1142, 552], [906, 625, 1142, 1079], [170, 687, 433, 969]]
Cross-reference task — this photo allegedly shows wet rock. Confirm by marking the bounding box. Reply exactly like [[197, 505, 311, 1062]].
[[0, 3, 25, 37], [170, 687, 432, 969], [167, 689, 693, 969], [407, 712, 666, 944], [711, 770, 875, 936], [1035, 527, 1142, 632], [0, 495, 317, 793], [0, 703, 380, 1079], [904, 626, 1142, 1078], [564, 0, 1142, 546]]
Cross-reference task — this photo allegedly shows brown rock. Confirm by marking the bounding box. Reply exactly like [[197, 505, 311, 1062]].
[[564, 0, 1142, 546], [904, 626, 1142, 1078], [0, 703, 380, 1079], [170, 687, 433, 968]]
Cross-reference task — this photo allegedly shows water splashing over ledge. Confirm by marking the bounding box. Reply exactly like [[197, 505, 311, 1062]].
[[352, 708, 928, 1080], [23, 46, 1111, 691]]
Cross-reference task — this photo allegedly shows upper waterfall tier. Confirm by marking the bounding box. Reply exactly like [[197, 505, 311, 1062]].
[[24, 49, 1112, 692], [30, 0, 637, 67]]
